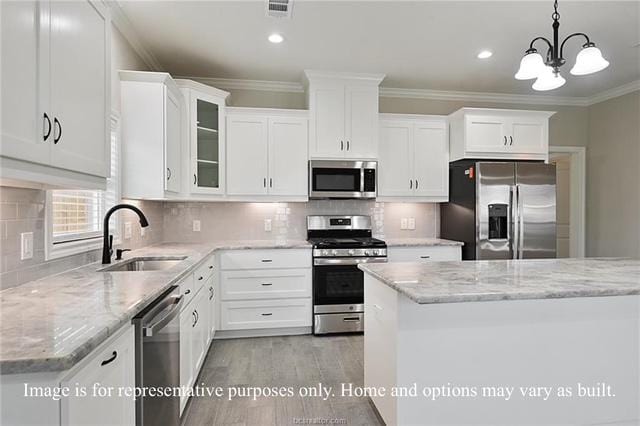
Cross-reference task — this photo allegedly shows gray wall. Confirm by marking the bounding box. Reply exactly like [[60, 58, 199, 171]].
[[586, 91, 640, 258]]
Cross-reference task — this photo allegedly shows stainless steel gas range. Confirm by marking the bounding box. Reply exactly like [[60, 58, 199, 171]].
[[307, 215, 387, 335]]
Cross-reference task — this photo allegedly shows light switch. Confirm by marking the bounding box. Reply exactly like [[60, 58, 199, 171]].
[[408, 218, 416, 230], [400, 218, 408, 230], [124, 222, 132, 239], [264, 219, 272, 232], [20, 232, 33, 260], [193, 220, 201, 232]]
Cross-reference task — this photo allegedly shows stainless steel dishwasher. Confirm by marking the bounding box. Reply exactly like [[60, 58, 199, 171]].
[[133, 285, 183, 426]]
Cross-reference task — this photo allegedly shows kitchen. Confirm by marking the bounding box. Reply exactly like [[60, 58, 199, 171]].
[[1, 1, 639, 425]]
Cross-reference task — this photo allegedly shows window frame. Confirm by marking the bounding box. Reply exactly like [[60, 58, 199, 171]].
[[45, 113, 122, 260]]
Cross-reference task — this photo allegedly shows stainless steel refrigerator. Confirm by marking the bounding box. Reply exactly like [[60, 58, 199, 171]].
[[441, 160, 557, 260]]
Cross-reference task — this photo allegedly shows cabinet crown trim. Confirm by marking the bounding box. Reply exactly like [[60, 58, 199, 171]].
[[379, 113, 447, 122], [303, 69, 385, 85], [119, 70, 181, 96], [449, 107, 556, 119], [226, 107, 309, 118], [175, 78, 230, 99]]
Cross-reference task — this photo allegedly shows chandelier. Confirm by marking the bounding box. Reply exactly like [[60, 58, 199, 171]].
[[515, 0, 610, 91]]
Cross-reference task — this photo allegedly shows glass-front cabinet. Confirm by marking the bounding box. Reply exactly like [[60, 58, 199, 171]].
[[178, 80, 230, 195]]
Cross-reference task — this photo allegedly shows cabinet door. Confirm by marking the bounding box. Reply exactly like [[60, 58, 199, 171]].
[[464, 114, 509, 153], [191, 291, 208, 372], [191, 93, 223, 194], [345, 85, 378, 159], [268, 117, 308, 197], [226, 116, 268, 195], [179, 308, 193, 414], [378, 122, 413, 197], [62, 326, 135, 426], [509, 116, 547, 154], [310, 86, 345, 158], [49, 0, 109, 177], [165, 87, 181, 193], [413, 122, 448, 198], [0, 1, 50, 165]]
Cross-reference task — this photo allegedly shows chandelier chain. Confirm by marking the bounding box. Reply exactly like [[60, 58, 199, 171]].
[[552, 0, 560, 21]]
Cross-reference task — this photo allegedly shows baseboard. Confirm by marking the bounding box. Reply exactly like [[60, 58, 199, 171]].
[[213, 326, 312, 339]]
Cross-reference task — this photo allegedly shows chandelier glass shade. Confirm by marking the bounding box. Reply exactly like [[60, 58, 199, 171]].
[[515, 0, 610, 91]]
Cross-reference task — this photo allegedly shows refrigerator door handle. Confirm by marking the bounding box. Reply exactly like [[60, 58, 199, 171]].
[[510, 185, 516, 259], [517, 184, 525, 259]]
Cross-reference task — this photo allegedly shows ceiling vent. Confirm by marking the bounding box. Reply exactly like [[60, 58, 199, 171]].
[[266, 0, 293, 19]]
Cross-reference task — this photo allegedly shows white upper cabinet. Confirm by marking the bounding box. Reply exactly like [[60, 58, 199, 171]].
[[120, 71, 184, 199], [304, 71, 384, 160], [226, 108, 309, 200], [176, 80, 230, 196], [449, 108, 554, 162], [0, 0, 110, 188], [378, 115, 449, 202]]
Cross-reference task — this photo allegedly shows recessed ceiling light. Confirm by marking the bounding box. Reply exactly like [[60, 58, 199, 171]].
[[477, 50, 493, 59], [268, 33, 284, 44]]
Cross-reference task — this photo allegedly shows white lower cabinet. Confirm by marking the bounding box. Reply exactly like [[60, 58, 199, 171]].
[[218, 249, 312, 335], [387, 245, 462, 262], [61, 325, 135, 426]]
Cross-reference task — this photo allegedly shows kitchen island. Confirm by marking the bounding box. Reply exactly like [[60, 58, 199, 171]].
[[359, 258, 640, 426]]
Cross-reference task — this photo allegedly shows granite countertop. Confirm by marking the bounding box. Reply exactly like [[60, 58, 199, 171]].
[[359, 258, 640, 304], [384, 237, 463, 247], [0, 240, 310, 375]]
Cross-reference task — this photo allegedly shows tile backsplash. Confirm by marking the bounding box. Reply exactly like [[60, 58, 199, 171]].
[[0, 186, 164, 290], [162, 200, 439, 243]]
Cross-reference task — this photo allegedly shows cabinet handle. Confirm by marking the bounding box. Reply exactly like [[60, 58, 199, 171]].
[[340, 140, 344, 151], [53, 118, 62, 144], [346, 140, 350, 151], [269, 178, 273, 188], [194, 174, 197, 185], [261, 259, 273, 263], [198, 276, 203, 281], [195, 310, 199, 324], [503, 136, 507, 146], [192, 311, 197, 327], [43, 113, 52, 141], [261, 313, 273, 316], [100, 351, 117, 366], [209, 286, 214, 300], [261, 283, 273, 286], [263, 177, 267, 188], [167, 168, 171, 180], [208, 265, 214, 270], [343, 317, 361, 322], [410, 180, 413, 189], [509, 136, 514, 146], [415, 179, 419, 189], [185, 289, 191, 295], [420, 255, 431, 259]]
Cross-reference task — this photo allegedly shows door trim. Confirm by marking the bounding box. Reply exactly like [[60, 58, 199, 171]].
[[549, 145, 586, 258]]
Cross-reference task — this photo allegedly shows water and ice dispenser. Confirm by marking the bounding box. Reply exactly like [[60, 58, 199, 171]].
[[488, 204, 508, 240]]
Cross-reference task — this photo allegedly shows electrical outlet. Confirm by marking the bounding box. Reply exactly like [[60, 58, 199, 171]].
[[408, 217, 416, 230], [193, 220, 201, 232], [264, 219, 272, 232], [400, 218, 408, 230], [20, 232, 33, 260], [124, 222, 132, 239]]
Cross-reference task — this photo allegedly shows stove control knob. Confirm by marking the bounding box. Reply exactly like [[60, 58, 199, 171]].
[[331, 249, 338, 256], [348, 249, 355, 256], [364, 250, 371, 256], [372, 249, 379, 256], [322, 249, 329, 256]]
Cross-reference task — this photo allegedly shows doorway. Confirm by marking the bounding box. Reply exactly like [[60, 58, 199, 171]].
[[549, 146, 586, 258]]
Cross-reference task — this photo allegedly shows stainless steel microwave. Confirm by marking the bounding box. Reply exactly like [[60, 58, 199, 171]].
[[309, 160, 377, 199]]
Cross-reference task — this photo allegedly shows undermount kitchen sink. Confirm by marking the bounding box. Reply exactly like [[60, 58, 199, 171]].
[[99, 256, 187, 272]]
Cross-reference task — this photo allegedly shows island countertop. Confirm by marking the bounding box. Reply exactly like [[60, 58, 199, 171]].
[[359, 258, 640, 304], [0, 240, 310, 375]]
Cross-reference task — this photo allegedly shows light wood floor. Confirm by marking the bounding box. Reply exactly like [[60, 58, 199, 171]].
[[181, 334, 384, 426]]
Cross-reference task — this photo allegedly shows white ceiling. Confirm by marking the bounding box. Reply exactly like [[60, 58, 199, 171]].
[[118, 1, 640, 98]]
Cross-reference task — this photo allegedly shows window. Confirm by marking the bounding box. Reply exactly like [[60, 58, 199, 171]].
[[46, 115, 121, 259]]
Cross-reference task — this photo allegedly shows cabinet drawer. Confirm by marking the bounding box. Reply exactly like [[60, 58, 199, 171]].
[[220, 249, 311, 270], [221, 268, 311, 301], [387, 246, 461, 263], [221, 299, 312, 330], [179, 273, 195, 310], [193, 255, 215, 292]]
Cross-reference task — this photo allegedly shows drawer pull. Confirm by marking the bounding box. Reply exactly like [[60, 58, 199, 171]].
[[184, 289, 191, 295], [198, 276, 204, 281], [101, 351, 117, 366], [261, 283, 273, 286], [343, 317, 361, 322], [208, 265, 214, 270], [261, 313, 273, 316], [420, 255, 431, 259], [261, 259, 273, 263]]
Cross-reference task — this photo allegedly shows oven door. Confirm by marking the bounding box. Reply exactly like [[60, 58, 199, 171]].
[[309, 161, 376, 199], [312, 257, 386, 310]]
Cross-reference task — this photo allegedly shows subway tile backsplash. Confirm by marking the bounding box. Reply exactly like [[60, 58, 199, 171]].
[[1, 185, 440, 290]]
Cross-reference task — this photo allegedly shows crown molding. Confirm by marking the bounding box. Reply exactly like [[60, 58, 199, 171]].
[[584, 79, 640, 106], [108, 1, 164, 72], [179, 76, 305, 93]]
